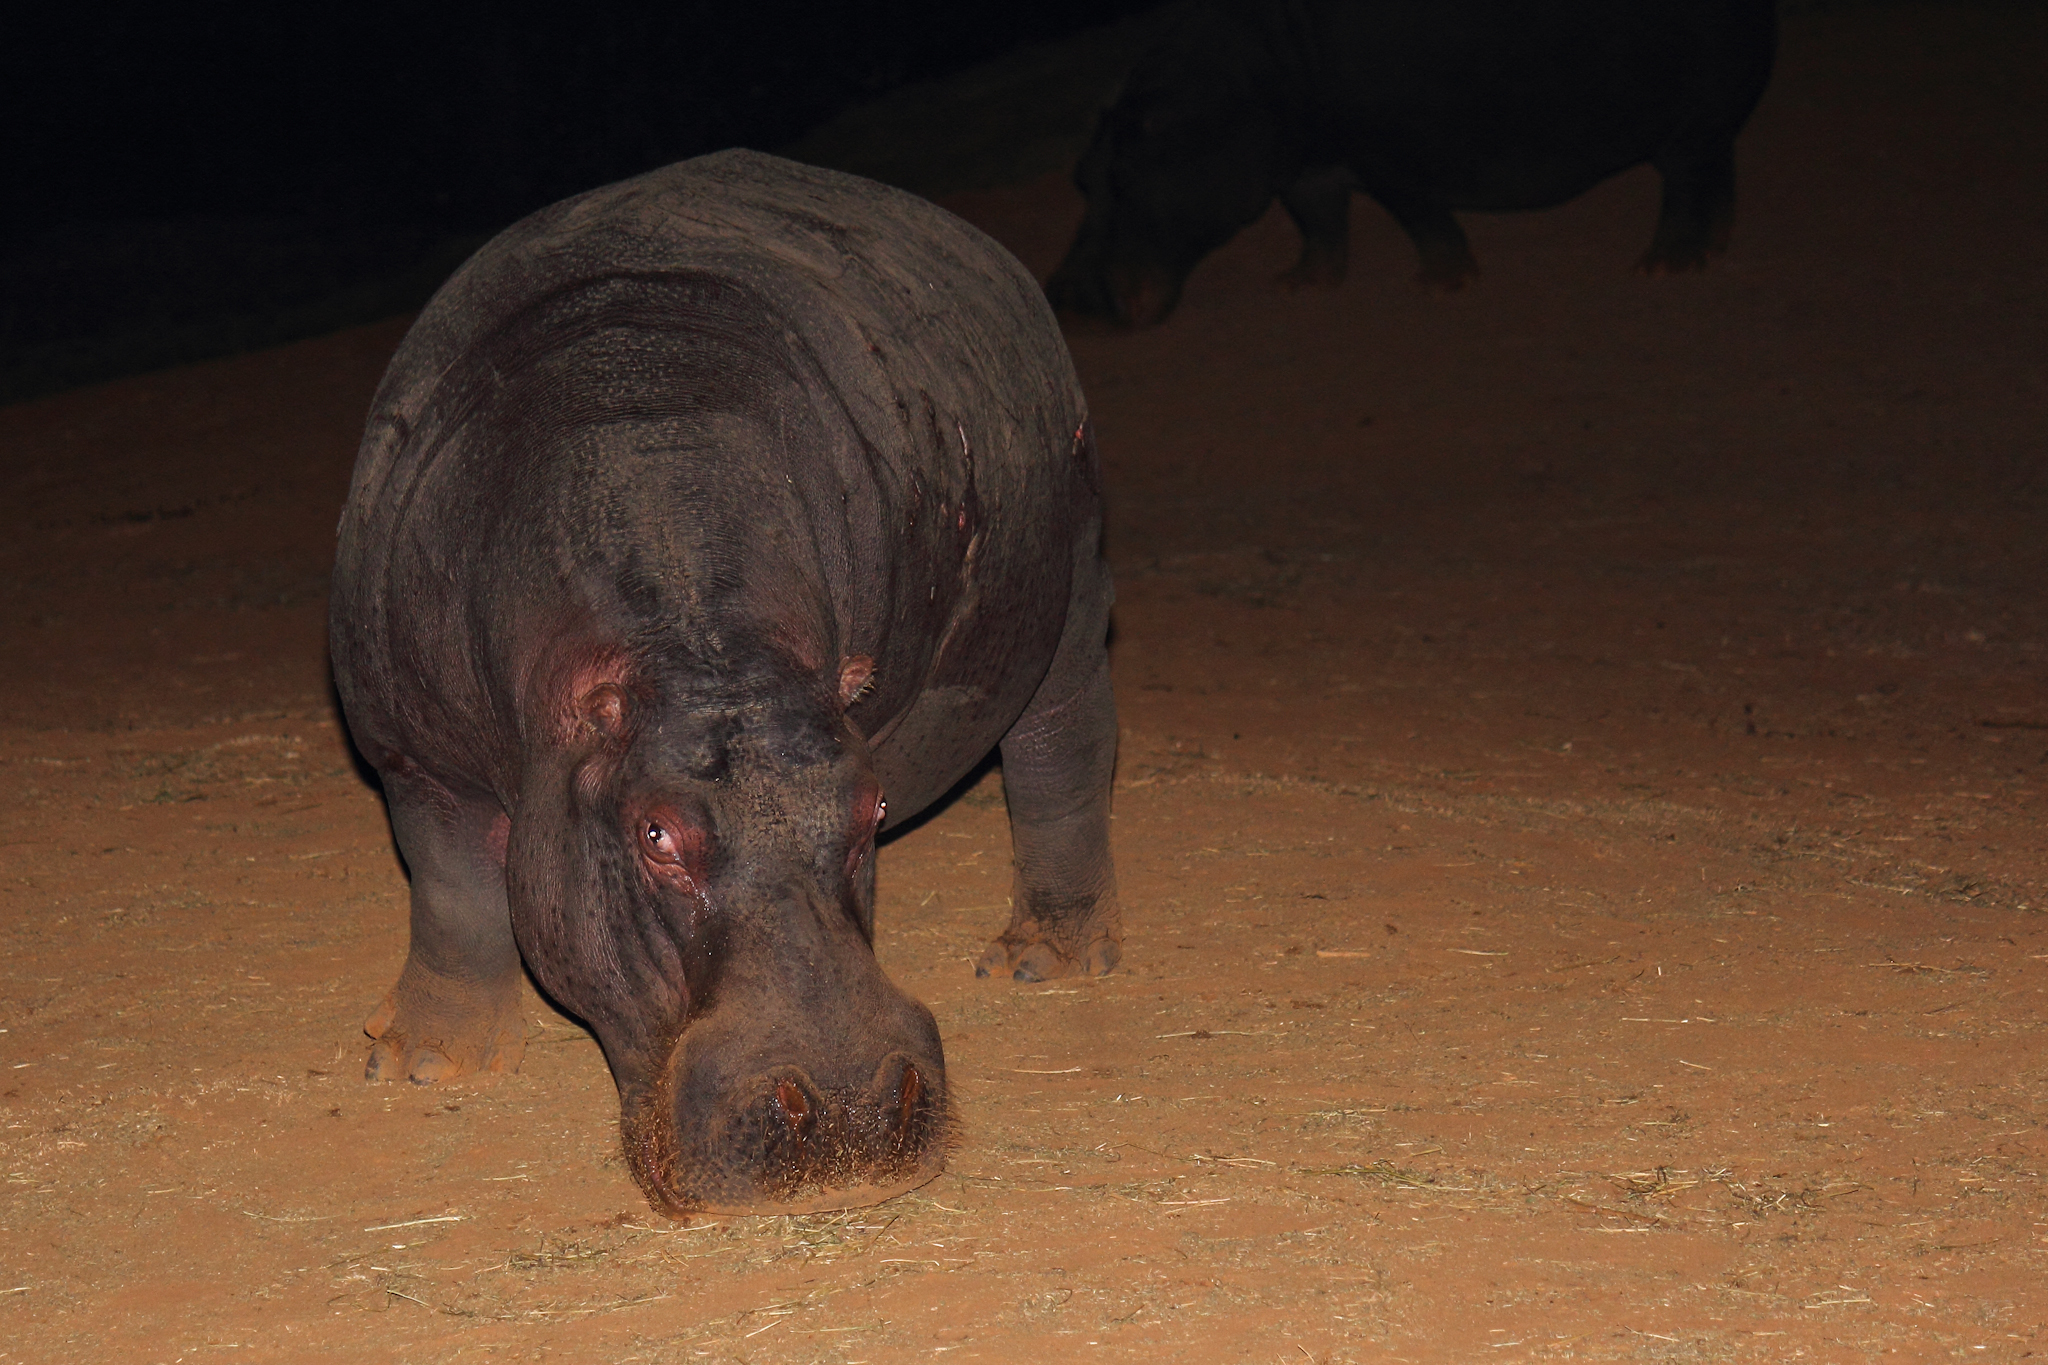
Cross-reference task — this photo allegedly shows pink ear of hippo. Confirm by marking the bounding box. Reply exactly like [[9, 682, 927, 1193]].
[[538, 642, 638, 744], [837, 655, 875, 709], [578, 682, 630, 737]]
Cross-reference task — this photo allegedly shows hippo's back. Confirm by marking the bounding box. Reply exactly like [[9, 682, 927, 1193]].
[[1280, 0, 1777, 207], [339, 149, 1075, 555], [331, 151, 1092, 793]]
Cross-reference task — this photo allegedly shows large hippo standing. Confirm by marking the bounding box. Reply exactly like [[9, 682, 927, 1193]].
[[329, 150, 1120, 1216], [1046, 0, 1779, 326]]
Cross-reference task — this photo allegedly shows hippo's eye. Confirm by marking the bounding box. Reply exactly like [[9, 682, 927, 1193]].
[[636, 803, 705, 880], [641, 820, 680, 864]]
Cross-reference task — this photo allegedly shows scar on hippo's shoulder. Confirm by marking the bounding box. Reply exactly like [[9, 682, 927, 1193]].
[[838, 655, 875, 709], [1072, 418, 1101, 491], [484, 811, 511, 866]]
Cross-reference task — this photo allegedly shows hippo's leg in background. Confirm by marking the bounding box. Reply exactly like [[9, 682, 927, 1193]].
[[977, 555, 1121, 984], [363, 769, 527, 1083], [1368, 184, 1479, 291], [1275, 166, 1359, 291], [1639, 139, 1737, 275]]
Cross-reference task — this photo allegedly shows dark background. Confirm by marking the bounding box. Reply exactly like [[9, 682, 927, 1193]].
[[1, 0, 1158, 403]]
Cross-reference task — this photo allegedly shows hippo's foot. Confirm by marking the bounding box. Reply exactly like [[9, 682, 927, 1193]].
[[1274, 249, 1347, 293], [1636, 242, 1714, 277], [974, 897, 1122, 982], [363, 968, 526, 1084], [1416, 253, 1479, 293]]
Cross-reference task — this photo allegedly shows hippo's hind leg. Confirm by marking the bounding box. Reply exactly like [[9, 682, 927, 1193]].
[[1275, 166, 1358, 292], [364, 766, 526, 1083], [1640, 137, 1738, 275], [978, 552, 1120, 983]]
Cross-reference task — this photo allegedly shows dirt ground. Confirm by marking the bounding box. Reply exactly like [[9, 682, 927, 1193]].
[[4, 5, 2047, 1361]]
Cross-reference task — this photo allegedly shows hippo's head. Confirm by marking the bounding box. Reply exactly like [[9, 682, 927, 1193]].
[[1044, 47, 1289, 327], [507, 649, 948, 1215]]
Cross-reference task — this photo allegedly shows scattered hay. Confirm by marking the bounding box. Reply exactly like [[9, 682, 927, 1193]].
[[1300, 1158, 1469, 1192]]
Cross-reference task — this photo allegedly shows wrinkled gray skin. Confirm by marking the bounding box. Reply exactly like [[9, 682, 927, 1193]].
[[329, 151, 1119, 1216], [1047, 0, 1778, 326]]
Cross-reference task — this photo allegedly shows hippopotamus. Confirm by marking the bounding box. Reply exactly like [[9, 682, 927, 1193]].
[[328, 149, 1120, 1216], [1045, 0, 1779, 326]]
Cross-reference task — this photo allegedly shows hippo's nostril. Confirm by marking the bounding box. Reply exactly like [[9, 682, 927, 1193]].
[[775, 1078, 814, 1137], [894, 1063, 923, 1136], [876, 1054, 942, 1162]]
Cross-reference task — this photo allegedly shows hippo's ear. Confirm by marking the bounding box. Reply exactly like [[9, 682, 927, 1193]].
[[578, 682, 632, 738], [837, 656, 875, 710]]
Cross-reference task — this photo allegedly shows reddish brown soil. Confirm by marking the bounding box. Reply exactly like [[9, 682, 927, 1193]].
[[4, 6, 2047, 1361]]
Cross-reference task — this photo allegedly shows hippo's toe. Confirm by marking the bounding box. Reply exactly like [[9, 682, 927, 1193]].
[[1009, 945, 1061, 983], [404, 1045, 458, 1085], [363, 1035, 404, 1082]]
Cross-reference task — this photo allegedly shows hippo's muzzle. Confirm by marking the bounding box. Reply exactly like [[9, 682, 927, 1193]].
[[619, 924, 952, 1216]]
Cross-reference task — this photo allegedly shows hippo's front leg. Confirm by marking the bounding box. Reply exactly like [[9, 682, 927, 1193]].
[[978, 554, 1121, 982], [363, 767, 527, 1083], [1639, 139, 1738, 276]]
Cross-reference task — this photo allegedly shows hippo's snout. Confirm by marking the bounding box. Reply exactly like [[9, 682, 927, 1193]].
[[622, 1001, 952, 1217]]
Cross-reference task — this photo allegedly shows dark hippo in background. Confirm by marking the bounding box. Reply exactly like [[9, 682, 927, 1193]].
[[329, 150, 1120, 1216], [1046, 0, 1779, 326]]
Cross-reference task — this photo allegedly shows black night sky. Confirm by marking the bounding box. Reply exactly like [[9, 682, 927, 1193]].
[[2, 0, 1154, 400]]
